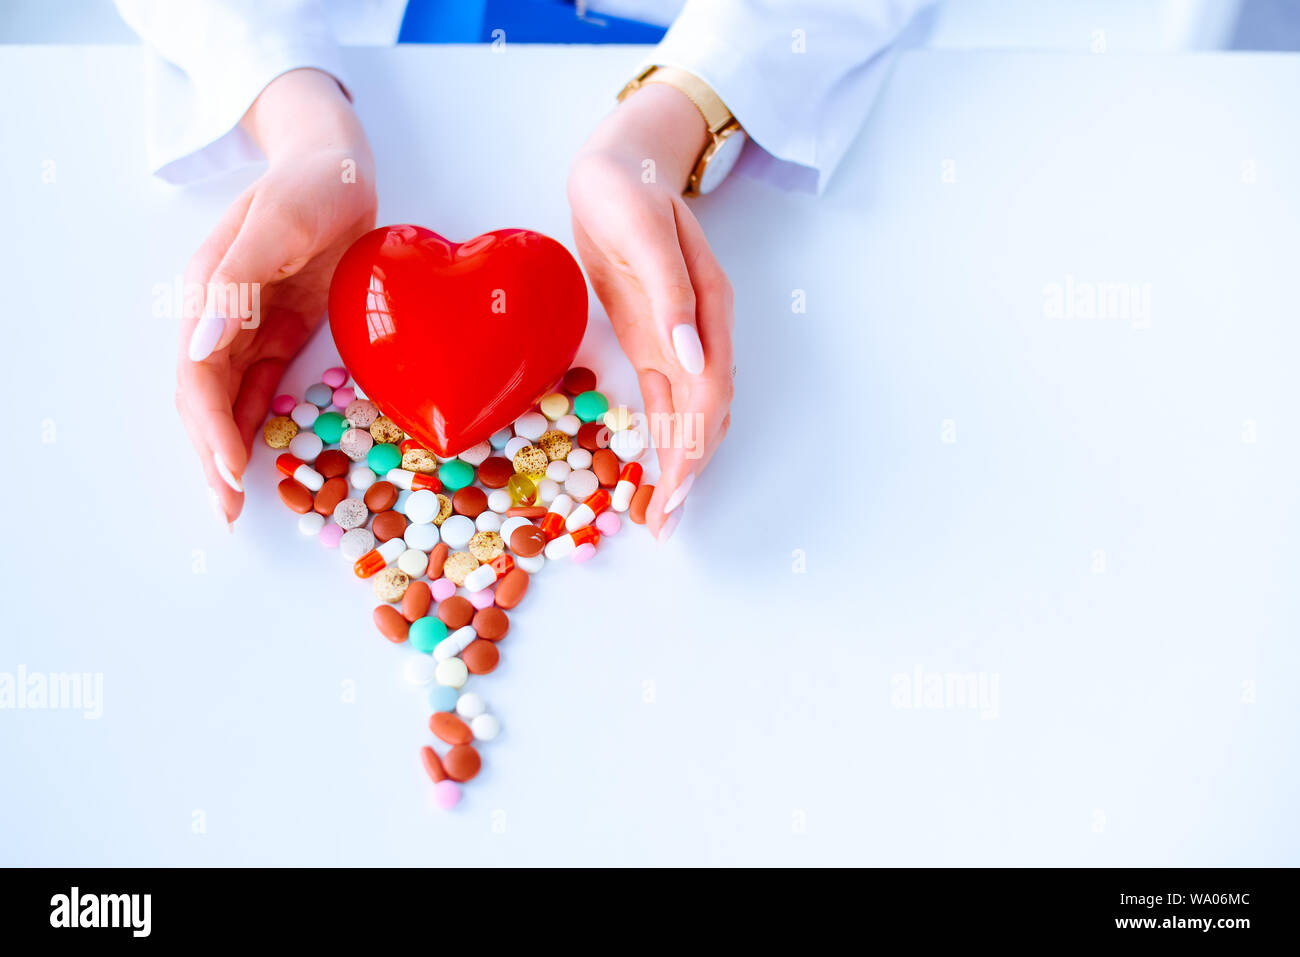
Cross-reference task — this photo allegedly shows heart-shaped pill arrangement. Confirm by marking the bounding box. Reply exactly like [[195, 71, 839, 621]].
[[263, 361, 652, 807]]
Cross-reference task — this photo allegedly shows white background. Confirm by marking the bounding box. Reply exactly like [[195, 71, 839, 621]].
[[1, 43, 1297, 865]]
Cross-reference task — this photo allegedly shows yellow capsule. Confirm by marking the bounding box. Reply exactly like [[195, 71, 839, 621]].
[[507, 473, 536, 506]]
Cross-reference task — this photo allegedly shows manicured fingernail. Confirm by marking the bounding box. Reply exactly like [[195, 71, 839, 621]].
[[657, 506, 683, 543], [214, 452, 243, 493], [671, 324, 705, 375], [207, 487, 231, 531], [663, 472, 694, 515], [188, 311, 225, 362]]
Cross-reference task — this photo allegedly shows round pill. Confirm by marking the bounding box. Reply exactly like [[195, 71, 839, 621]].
[[291, 401, 320, 428], [314, 411, 347, 444], [370, 415, 403, 444], [592, 449, 620, 487], [339, 527, 375, 560], [439, 515, 475, 549], [339, 428, 373, 461], [271, 394, 296, 415], [573, 390, 609, 423], [373, 566, 410, 604], [475, 511, 502, 533], [516, 553, 545, 574], [432, 494, 453, 525], [513, 445, 549, 476], [426, 543, 449, 580], [345, 399, 380, 428], [456, 692, 486, 719], [509, 525, 546, 557], [403, 522, 440, 552], [434, 657, 469, 689], [563, 366, 597, 395], [263, 416, 298, 448], [319, 523, 344, 548], [555, 413, 581, 437], [430, 577, 456, 602], [278, 478, 313, 513], [539, 429, 572, 462], [462, 639, 499, 675], [459, 440, 492, 466], [564, 469, 599, 500], [443, 744, 481, 781], [494, 569, 529, 609], [332, 498, 368, 530], [373, 605, 409, 642], [298, 511, 325, 535], [489, 427, 512, 449], [371, 509, 408, 542], [349, 463, 377, 491], [472, 607, 509, 641], [469, 587, 496, 610], [397, 548, 428, 578], [468, 530, 505, 562], [573, 542, 597, 563], [503, 436, 531, 461], [322, 366, 348, 388], [402, 581, 433, 622], [477, 456, 514, 489], [610, 428, 646, 462], [288, 431, 323, 461], [409, 616, 448, 654], [363, 480, 398, 512], [498, 517, 532, 544], [314, 448, 350, 478], [514, 411, 548, 440], [433, 779, 462, 809], [539, 393, 569, 419], [331, 386, 356, 408], [442, 550, 479, 586], [367, 443, 401, 475], [535, 479, 559, 505], [404, 656, 436, 685], [628, 483, 654, 524], [430, 711, 473, 746], [603, 405, 634, 432], [402, 447, 438, 474], [428, 684, 458, 712], [576, 422, 609, 451], [432, 460, 470, 492], [452, 486, 488, 518], [305, 382, 334, 407], [313, 477, 348, 516], [545, 460, 571, 482], [567, 448, 593, 470], [595, 510, 622, 536], [405, 489, 441, 525], [470, 712, 501, 742], [437, 596, 474, 630]]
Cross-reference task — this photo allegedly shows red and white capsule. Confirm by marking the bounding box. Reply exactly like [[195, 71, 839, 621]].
[[539, 492, 574, 541], [353, 537, 406, 578], [565, 489, 610, 532], [611, 463, 643, 512], [544, 524, 599, 560], [464, 553, 515, 594], [276, 453, 324, 492], [386, 467, 442, 492]]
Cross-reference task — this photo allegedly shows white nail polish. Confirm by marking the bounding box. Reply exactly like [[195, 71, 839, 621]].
[[214, 453, 243, 493], [657, 507, 684, 543], [663, 472, 694, 515], [671, 324, 705, 375], [188, 312, 225, 362]]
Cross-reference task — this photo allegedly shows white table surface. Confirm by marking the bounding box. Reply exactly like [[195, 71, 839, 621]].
[[1, 44, 1297, 866]]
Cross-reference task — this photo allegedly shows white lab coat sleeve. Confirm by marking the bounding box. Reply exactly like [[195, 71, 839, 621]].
[[114, 0, 350, 184], [650, 0, 936, 193]]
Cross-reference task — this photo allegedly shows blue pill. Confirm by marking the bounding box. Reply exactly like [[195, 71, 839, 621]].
[[305, 382, 334, 408], [428, 685, 459, 713]]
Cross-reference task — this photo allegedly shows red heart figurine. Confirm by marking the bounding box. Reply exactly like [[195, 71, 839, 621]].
[[328, 225, 588, 456]]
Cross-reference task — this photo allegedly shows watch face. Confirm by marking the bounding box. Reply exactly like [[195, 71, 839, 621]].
[[698, 130, 746, 195]]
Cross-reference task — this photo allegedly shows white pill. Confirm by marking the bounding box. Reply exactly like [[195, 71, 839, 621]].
[[439, 515, 475, 549], [339, 527, 374, 561], [402, 521, 439, 551], [289, 432, 323, 461], [555, 414, 581, 437], [475, 511, 502, 532], [404, 656, 437, 686], [610, 428, 645, 462], [405, 489, 440, 524], [536, 479, 560, 504], [513, 412, 548, 440], [545, 460, 571, 482], [487, 489, 512, 513], [434, 625, 478, 661], [298, 511, 325, 535], [464, 564, 497, 593], [434, 657, 468, 689], [545, 534, 575, 560], [504, 436, 531, 460], [564, 468, 599, 500], [471, 713, 500, 741], [499, 516, 532, 544], [516, 553, 545, 574], [397, 548, 428, 578], [349, 462, 377, 491], [290, 402, 319, 428], [489, 427, 512, 450], [394, 489, 411, 514], [567, 448, 592, 470], [456, 692, 486, 719], [459, 440, 492, 466]]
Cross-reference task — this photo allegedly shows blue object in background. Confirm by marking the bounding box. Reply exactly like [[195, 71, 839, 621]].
[[399, 0, 668, 44]]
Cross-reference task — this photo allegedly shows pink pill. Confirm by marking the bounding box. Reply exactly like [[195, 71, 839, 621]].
[[469, 586, 495, 610], [433, 779, 461, 809], [319, 523, 344, 548], [322, 366, 348, 388], [572, 542, 597, 563], [594, 510, 621, 536], [430, 577, 457, 601], [332, 386, 356, 408], [271, 394, 296, 415]]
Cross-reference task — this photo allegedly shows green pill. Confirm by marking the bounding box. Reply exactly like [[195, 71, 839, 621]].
[[367, 442, 401, 475], [573, 390, 609, 423], [313, 411, 347, 444], [439, 459, 475, 492], [409, 617, 448, 654]]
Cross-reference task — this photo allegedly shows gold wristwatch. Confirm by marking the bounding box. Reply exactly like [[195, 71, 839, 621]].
[[617, 65, 746, 196]]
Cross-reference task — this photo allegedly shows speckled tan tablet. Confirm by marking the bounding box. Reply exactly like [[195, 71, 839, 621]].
[[442, 551, 480, 586], [372, 566, 410, 603], [512, 445, 549, 476], [344, 399, 380, 429], [433, 493, 453, 526], [370, 415, 404, 444], [468, 530, 505, 563], [263, 415, 299, 449], [402, 447, 439, 474], [538, 430, 572, 462]]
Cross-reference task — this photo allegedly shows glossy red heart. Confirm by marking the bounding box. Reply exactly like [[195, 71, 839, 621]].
[[328, 225, 587, 456]]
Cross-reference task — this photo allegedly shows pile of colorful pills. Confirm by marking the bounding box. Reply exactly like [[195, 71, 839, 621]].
[[265, 362, 653, 808]]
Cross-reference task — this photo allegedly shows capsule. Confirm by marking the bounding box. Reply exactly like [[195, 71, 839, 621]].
[[611, 463, 643, 512], [464, 553, 515, 594], [539, 493, 574, 541], [399, 439, 427, 455], [353, 537, 405, 578], [275, 453, 324, 492], [386, 467, 442, 492], [544, 524, 599, 560], [434, 625, 478, 661], [565, 489, 611, 532]]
